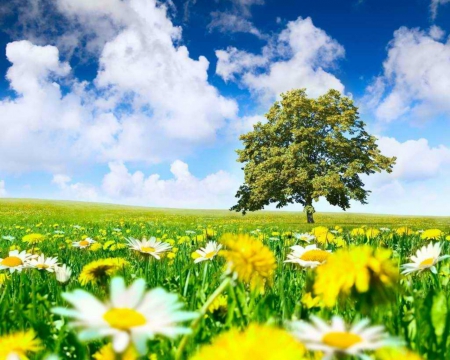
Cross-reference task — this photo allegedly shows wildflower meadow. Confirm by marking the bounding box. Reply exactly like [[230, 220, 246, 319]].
[[1, 200, 450, 359]]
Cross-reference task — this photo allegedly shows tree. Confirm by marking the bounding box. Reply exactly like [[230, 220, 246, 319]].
[[231, 89, 396, 223]]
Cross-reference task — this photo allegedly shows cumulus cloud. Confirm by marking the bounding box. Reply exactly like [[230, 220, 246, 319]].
[[0, 0, 238, 173], [52, 174, 99, 201], [100, 160, 240, 208], [215, 17, 345, 103], [364, 26, 450, 123], [0, 180, 7, 197]]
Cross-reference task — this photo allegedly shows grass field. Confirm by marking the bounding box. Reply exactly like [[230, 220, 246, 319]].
[[1, 199, 450, 359]]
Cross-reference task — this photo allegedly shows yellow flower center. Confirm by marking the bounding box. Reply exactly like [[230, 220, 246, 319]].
[[322, 331, 363, 350], [103, 308, 146, 330], [36, 264, 49, 269], [419, 257, 435, 268], [79, 240, 90, 247], [141, 247, 156, 253], [205, 251, 216, 259], [300, 249, 330, 263], [1, 256, 23, 267]]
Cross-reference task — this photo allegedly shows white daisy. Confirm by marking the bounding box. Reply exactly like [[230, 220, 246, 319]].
[[185, 230, 196, 235], [72, 225, 82, 229], [1, 235, 15, 242], [401, 242, 450, 275], [113, 228, 122, 232], [379, 227, 391, 232], [285, 244, 331, 268], [194, 241, 222, 263], [52, 277, 197, 354], [54, 230, 65, 235], [0, 250, 35, 273], [290, 316, 399, 359], [72, 238, 96, 249], [126, 237, 172, 260], [293, 233, 316, 243], [55, 264, 72, 283], [29, 254, 59, 272]]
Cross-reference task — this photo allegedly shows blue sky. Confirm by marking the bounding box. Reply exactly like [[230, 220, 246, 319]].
[[0, 0, 450, 215]]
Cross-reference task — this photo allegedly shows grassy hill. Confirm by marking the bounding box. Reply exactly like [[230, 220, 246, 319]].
[[1, 198, 449, 229]]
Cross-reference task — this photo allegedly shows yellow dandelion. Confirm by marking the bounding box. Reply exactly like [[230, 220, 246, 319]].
[[220, 233, 276, 290], [22, 233, 45, 245], [89, 242, 103, 252], [314, 245, 399, 307], [79, 258, 129, 285], [395, 227, 413, 236], [421, 229, 444, 240], [203, 228, 217, 239], [374, 347, 423, 360], [0, 273, 9, 287], [301, 292, 322, 309], [0, 330, 42, 360], [207, 295, 228, 318], [351, 228, 366, 237], [366, 228, 380, 239], [191, 324, 306, 360], [93, 344, 138, 360]]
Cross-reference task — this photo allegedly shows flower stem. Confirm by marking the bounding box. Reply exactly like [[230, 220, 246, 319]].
[[175, 277, 231, 360]]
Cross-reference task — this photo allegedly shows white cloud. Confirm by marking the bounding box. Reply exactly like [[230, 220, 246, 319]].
[[101, 160, 240, 208], [0, 180, 7, 197], [430, 0, 450, 20], [215, 17, 345, 103], [52, 174, 99, 201], [0, 0, 238, 173], [365, 26, 450, 123], [208, 12, 264, 38]]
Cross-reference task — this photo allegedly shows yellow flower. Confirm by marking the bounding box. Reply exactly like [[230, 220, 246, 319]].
[[191, 324, 306, 360], [311, 227, 335, 244], [0, 273, 9, 286], [89, 242, 103, 252], [93, 344, 138, 360], [208, 295, 228, 316], [79, 258, 129, 285], [395, 227, 413, 236], [446, 235, 450, 241], [0, 330, 42, 360], [421, 229, 444, 240], [374, 347, 423, 360], [22, 233, 45, 245], [301, 292, 322, 309], [351, 228, 366, 237], [220, 233, 276, 290], [314, 245, 398, 307], [203, 228, 217, 239], [366, 228, 380, 239]]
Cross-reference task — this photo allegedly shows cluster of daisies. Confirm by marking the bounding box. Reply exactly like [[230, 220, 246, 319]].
[[0, 250, 72, 283]]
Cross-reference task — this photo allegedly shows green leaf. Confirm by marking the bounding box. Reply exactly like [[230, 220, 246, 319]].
[[431, 291, 448, 339]]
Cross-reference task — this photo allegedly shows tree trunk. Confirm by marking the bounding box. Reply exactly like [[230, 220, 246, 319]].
[[304, 202, 315, 223]]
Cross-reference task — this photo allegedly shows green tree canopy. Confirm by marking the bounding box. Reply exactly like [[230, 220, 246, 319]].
[[231, 89, 396, 223]]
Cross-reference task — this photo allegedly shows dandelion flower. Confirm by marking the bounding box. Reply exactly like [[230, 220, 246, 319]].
[[93, 343, 138, 360], [351, 228, 366, 237], [191, 324, 306, 360], [401, 243, 450, 275], [22, 233, 45, 245], [0, 330, 42, 360], [72, 238, 96, 249], [29, 254, 59, 272], [314, 246, 398, 307], [395, 227, 413, 236], [194, 241, 222, 263], [79, 258, 129, 285], [53, 277, 197, 354], [293, 233, 315, 243], [126, 237, 171, 259], [220, 233, 276, 290], [285, 244, 330, 268], [0, 250, 35, 273], [421, 229, 444, 240], [290, 316, 399, 359], [55, 264, 72, 283]]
